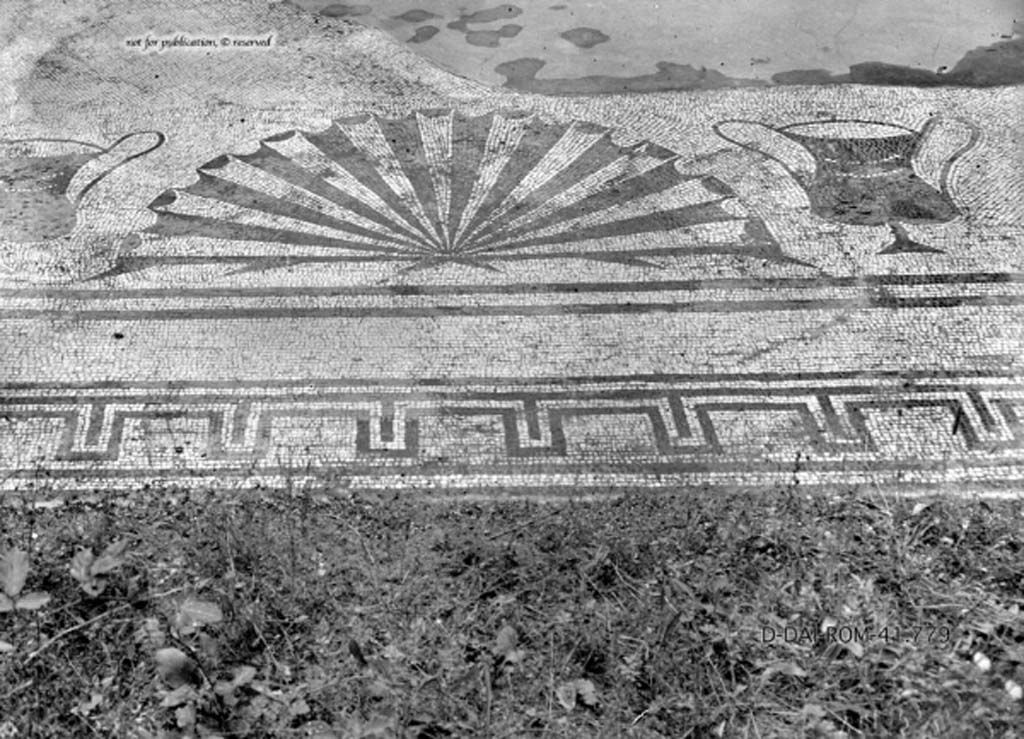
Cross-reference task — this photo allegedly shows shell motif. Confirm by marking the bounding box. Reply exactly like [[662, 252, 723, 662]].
[[146, 109, 762, 271]]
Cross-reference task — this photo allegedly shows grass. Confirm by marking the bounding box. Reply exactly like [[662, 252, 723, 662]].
[[0, 484, 1022, 738]]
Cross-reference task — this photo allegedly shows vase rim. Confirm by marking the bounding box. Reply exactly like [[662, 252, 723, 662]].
[[778, 120, 918, 139]]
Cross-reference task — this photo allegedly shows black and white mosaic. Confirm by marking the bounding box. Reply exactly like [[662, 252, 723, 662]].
[[4, 372, 1024, 496], [1, 0, 1022, 498]]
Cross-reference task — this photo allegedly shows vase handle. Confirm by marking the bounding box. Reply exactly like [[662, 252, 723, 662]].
[[72, 130, 166, 204], [711, 119, 812, 186], [917, 115, 981, 199]]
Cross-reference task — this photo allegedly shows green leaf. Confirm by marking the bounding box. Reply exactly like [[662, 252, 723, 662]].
[[556, 679, 599, 710], [493, 624, 517, 658], [574, 679, 599, 707], [91, 540, 128, 575], [365, 677, 389, 700], [155, 647, 198, 688], [1, 549, 29, 598], [555, 681, 578, 711], [761, 661, 808, 680], [358, 714, 399, 739], [90, 556, 122, 576], [0, 640, 14, 653], [175, 703, 196, 730], [80, 579, 107, 597], [161, 684, 197, 708], [845, 640, 865, 658], [232, 665, 257, 687], [801, 703, 827, 719], [295, 721, 338, 739], [15, 591, 51, 611], [0, 594, 14, 613], [69, 547, 108, 595], [348, 639, 368, 668], [102, 539, 129, 558], [216, 664, 256, 698], [178, 598, 223, 626], [198, 632, 219, 661], [136, 617, 165, 649], [74, 692, 103, 716], [69, 549, 95, 584], [910, 502, 934, 517]]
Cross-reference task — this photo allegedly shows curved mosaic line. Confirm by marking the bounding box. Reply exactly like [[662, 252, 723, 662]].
[[141, 109, 791, 273]]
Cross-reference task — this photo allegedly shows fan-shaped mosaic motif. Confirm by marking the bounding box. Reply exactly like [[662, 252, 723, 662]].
[[141, 109, 787, 273]]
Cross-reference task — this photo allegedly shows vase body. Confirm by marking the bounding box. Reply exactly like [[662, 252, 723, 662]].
[[778, 122, 960, 227], [711, 118, 981, 231]]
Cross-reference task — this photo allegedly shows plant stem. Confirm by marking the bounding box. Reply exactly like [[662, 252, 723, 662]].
[[23, 603, 132, 665], [22, 584, 188, 665]]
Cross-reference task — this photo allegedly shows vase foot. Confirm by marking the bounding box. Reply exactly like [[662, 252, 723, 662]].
[[878, 224, 944, 255]]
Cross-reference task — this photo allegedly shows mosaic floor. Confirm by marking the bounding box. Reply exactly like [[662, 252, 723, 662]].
[[1, 0, 1023, 498]]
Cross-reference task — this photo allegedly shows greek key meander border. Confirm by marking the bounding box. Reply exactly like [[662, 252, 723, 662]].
[[4, 372, 1024, 482]]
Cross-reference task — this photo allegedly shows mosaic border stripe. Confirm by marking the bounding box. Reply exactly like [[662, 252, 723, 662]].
[[5, 271, 1024, 299], [10, 296, 1024, 321], [5, 272, 1024, 320]]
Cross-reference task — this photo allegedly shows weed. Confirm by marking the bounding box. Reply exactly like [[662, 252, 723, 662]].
[[0, 486, 1021, 737]]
